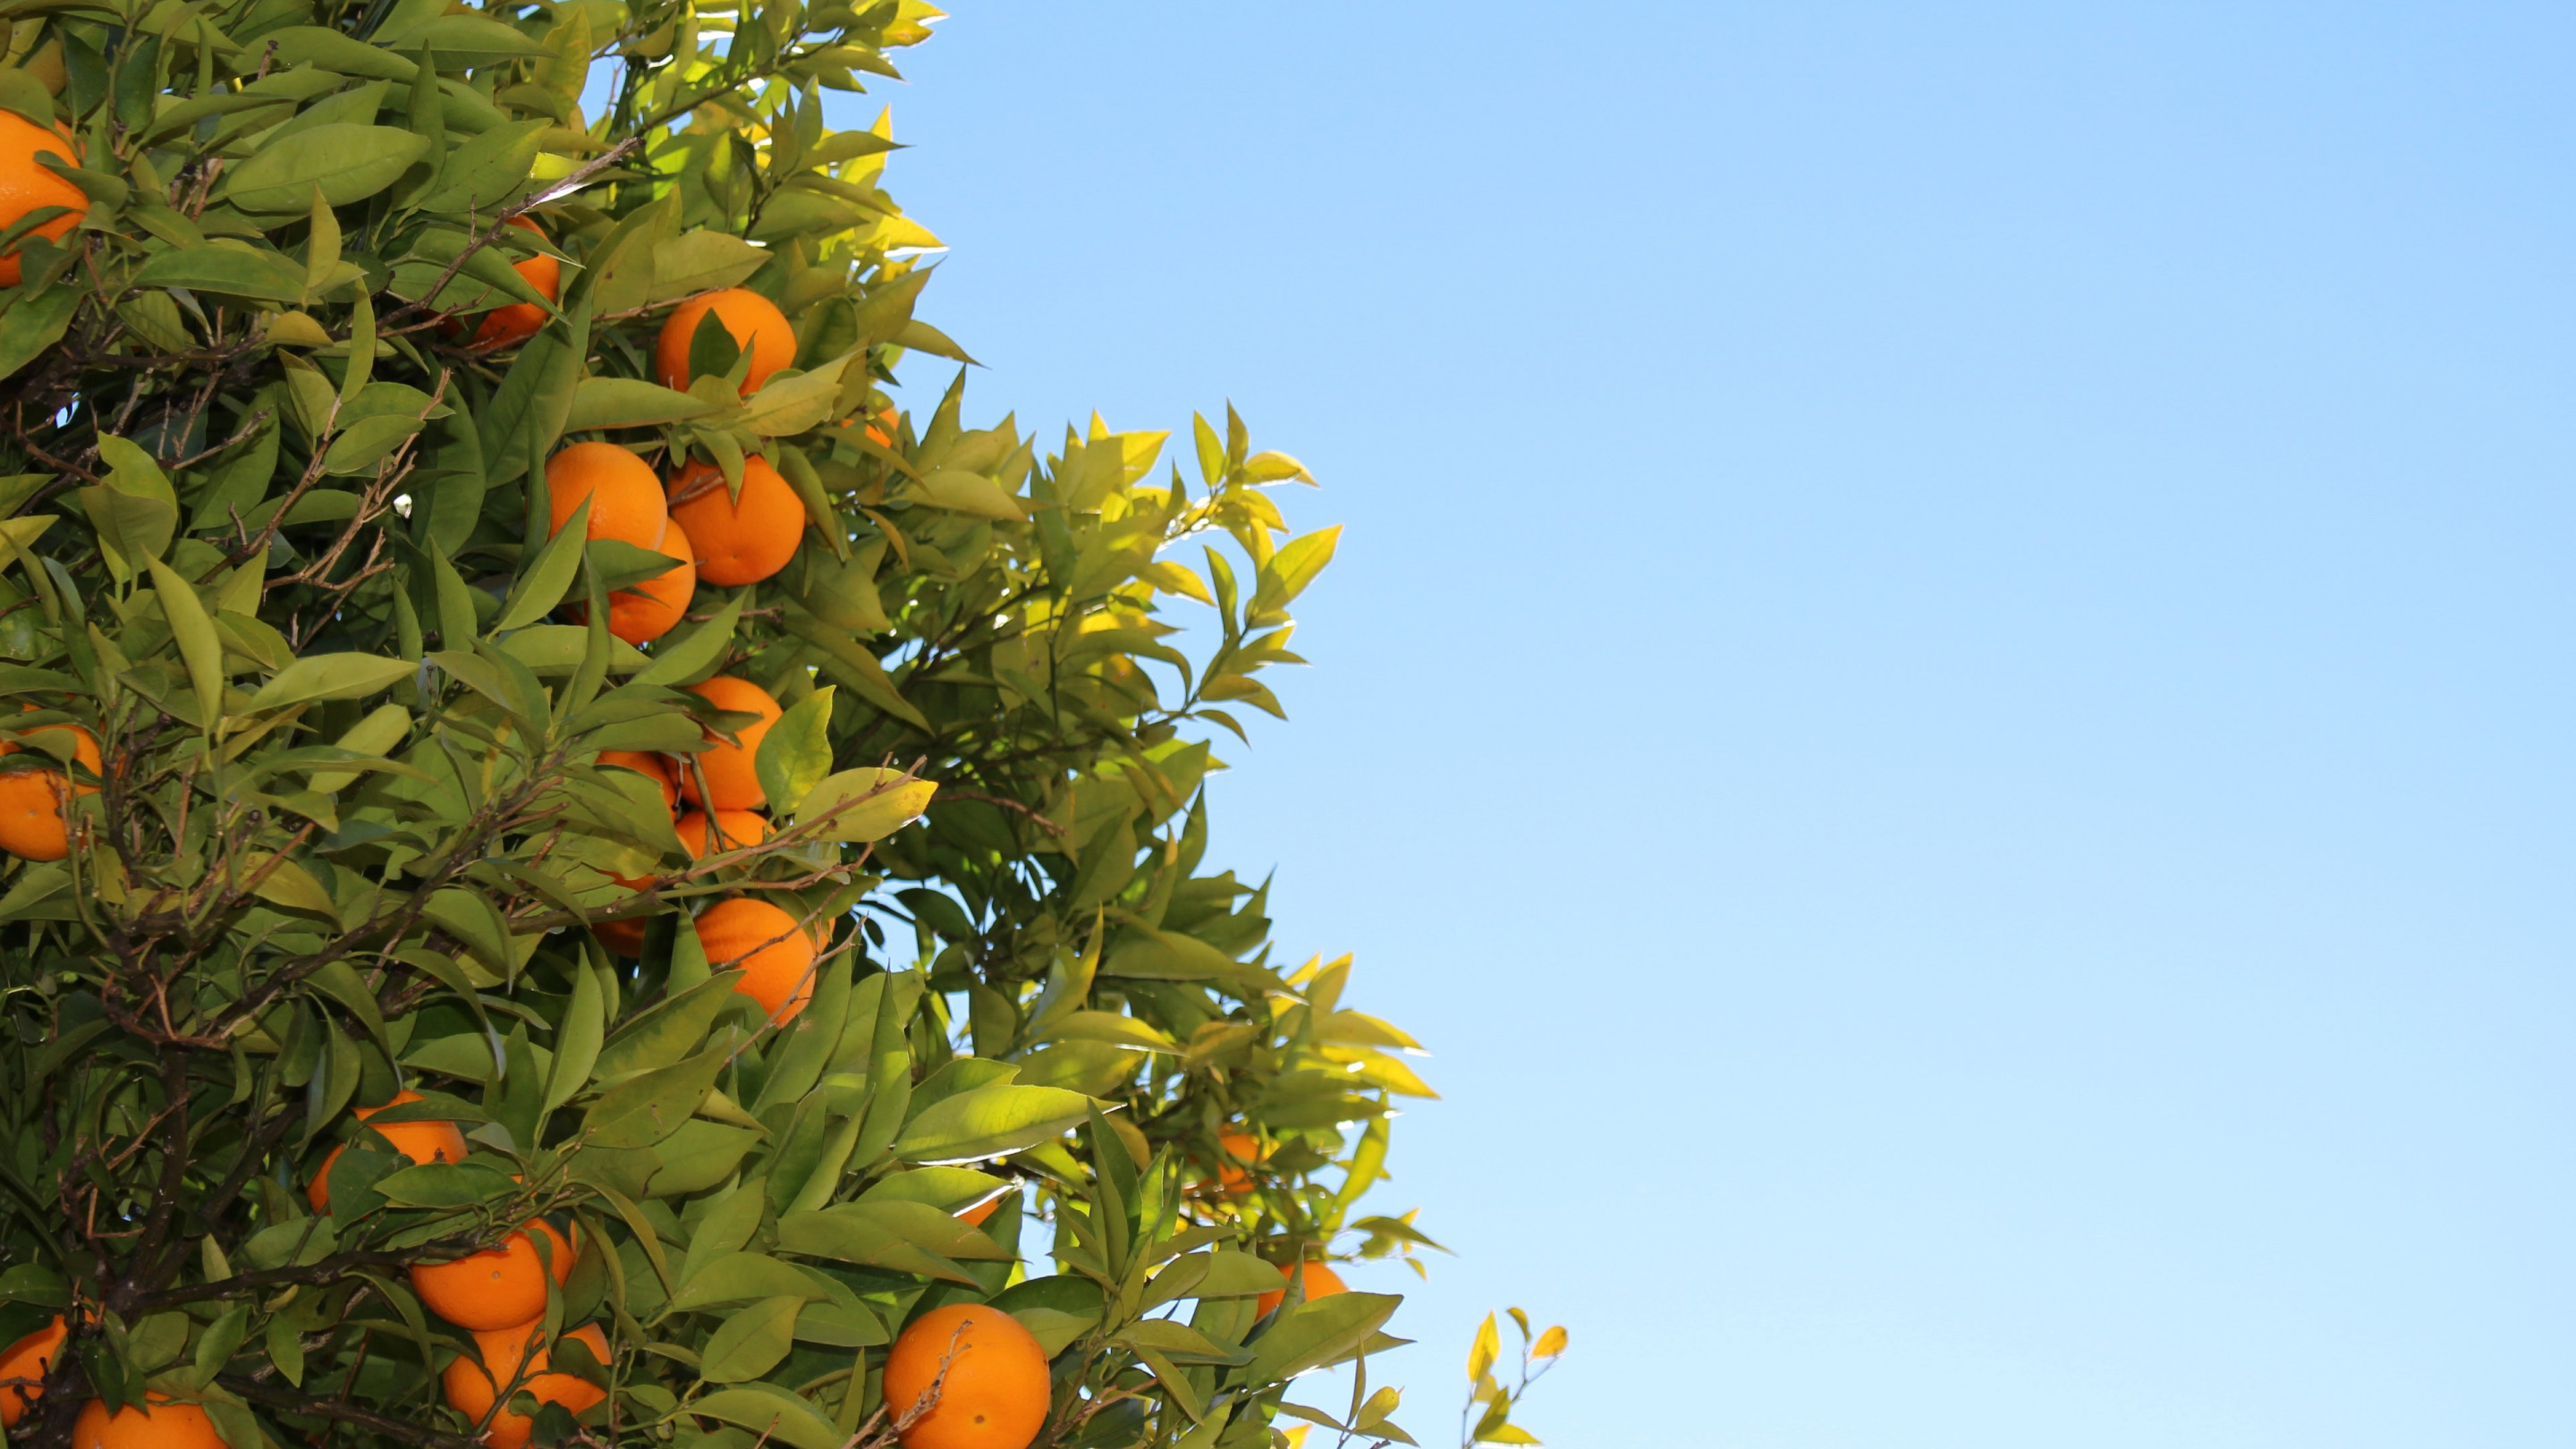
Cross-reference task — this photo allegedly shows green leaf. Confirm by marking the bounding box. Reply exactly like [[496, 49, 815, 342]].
[[792, 767, 935, 843], [566, 377, 721, 432], [131, 244, 307, 301], [224, 124, 429, 213], [144, 559, 224, 726], [0, 286, 76, 382], [493, 495, 589, 632], [685, 1388, 843, 1449], [909, 468, 1026, 522], [699, 1297, 801, 1383], [739, 355, 855, 437], [1241, 1292, 1402, 1386], [544, 960, 606, 1116], [668, 1252, 829, 1312], [373, 1159, 518, 1208], [892, 1082, 1093, 1165], [412, 118, 547, 213], [633, 595, 742, 687], [593, 971, 741, 1081], [647, 232, 770, 302], [754, 687, 834, 818], [583, 1042, 731, 1148], [245, 654, 418, 712]]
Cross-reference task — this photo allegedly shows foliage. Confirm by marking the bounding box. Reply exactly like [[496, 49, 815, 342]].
[[0, 3, 1450, 1447]]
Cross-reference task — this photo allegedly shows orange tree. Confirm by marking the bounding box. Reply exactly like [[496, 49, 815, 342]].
[[0, 4, 1504, 1448]]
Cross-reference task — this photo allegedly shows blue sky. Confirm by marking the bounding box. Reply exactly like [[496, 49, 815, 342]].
[[831, 5, 2574, 1445]]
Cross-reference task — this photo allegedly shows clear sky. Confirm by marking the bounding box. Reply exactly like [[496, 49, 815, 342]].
[[830, 5, 2575, 1445]]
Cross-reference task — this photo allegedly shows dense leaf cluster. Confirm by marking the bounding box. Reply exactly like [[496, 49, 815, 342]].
[[0, 3, 1436, 1447]]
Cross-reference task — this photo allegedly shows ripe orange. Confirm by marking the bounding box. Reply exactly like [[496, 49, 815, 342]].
[[307, 1089, 470, 1213], [597, 750, 677, 811], [677, 676, 780, 809], [411, 1225, 558, 1330], [545, 442, 666, 550], [665, 457, 806, 586], [0, 114, 85, 288], [0, 1315, 64, 1427], [863, 405, 901, 448], [655, 288, 794, 395], [471, 217, 560, 350], [529, 1217, 579, 1286], [72, 1397, 227, 1449], [883, 1303, 1050, 1449], [1213, 1131, 1259, 1199], [956, 1190, 1008, 1228], [1255, 1259, 1347, 1318], [0, 715, 97, 861], [675, 808, 771, 858], [441, 1321, 610, 1449], [605, 519, 695, 645], [695, 897, 816, 1024]]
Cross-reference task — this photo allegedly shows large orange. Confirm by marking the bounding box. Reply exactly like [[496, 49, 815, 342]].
[[677, 676, 779, 809], [545, 443, 666, 549], [597, 750, 676, 811], [882, 1303, 1051, 1449], [1255, 1259, 1347, 1318], [0, 1315, 64, 1427], [411, 1225, 557, 1330], [695, 898, 815, 1024], [655, 288, 794, 395], [308, 1089, 470, 1212], [0, 114, 85, 287], [605, 519, 694, 645], [471, 216, 560, 350], [665, 457, 805, 586], [529, 1217, 579, 1286], [441, 1321, 610, 1449], [675, 809, 770, 858], [72, 1397, 227, 1449], [0, 715, 97, 861]]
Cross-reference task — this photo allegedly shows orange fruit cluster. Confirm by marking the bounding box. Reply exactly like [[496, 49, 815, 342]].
[[441, 1322, 611, 1449], [884, 1304, 1052, 1449]]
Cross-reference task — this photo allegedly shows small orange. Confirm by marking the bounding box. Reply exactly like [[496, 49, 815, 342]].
[[0, 1315, 65, 1427], [1255, 1259, 1347, 1318], [863, 406, 901, 448], [471, 216, 560, 350], [0, 714, 97, 862], [308, 1089, 470, 1213], [655, 288, 794, 395], [882, 1303, 1051, 1449], [665, 456, 806, 587], [956, 1191, 1006, 1229], [695, 897, 816, 1024], [545, 442, 666, 550], [411, 1225, 558, 1331], [593, 873, 653, 958], [675, 809, 770, 858], [72, 1397, 227, 1449], [596, 750, 677, 811], [1212, 1131, 1259, 1199], [604, 519, 695, 645], [441, 1321, 610, 1449], [0, 114, 85, 288], [677, 676, 780, 809]]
